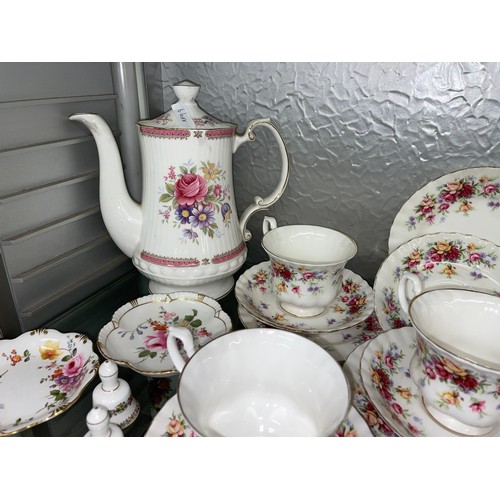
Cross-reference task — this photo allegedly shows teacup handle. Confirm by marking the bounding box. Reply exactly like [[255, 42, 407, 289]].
[[234, 118, 290, 242], [398, 273, 423, 316], [262, 215, 278, 235], [166, 326, 196, 373]]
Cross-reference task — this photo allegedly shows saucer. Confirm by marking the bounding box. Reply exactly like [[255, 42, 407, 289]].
[[359, 327, 500, 437], [0, 329, 99, 436], [342, 342, 399, 437], [98, 292, 232, 377], [235, 262, 374, 335], [144, 394, 373, 437], [238, 305, 383, 363]]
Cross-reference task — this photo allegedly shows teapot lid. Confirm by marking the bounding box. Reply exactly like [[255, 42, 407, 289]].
[[138, 80, 235, 131]]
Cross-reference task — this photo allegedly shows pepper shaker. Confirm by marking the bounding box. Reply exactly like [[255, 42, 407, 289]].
[[92, 360, 140, 429], [85, 405, 123, 437]]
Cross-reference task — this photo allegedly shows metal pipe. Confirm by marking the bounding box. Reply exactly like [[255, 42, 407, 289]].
[[111, 62, 144, 202]]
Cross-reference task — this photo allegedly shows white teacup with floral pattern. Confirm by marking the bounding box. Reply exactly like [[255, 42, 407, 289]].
[[401, 287, 500, 436], [167, 327, 350, 437], [261, 216, 357, 318]]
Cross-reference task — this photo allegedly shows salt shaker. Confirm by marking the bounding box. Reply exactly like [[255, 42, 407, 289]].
[[85, 405, 123, 437], [92, 360, 140, 429]]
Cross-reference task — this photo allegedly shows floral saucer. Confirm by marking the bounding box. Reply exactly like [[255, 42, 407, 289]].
[[98, 292, 232, 377], [359, 327, 500, 437], [238, 305, 382, 363], [0, 329, 99, 436], [374, 232, 500, 331], [144, 393, 373, 437], [235, 262, 374, 335], [388, 166, 500, 253], [342, 342, 399, 437]]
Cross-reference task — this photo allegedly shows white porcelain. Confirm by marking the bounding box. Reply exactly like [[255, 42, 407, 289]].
[[373, 232, 500, 331], [342, 342, 399, 437], [238, 305, 383, 363], [402, 288, 500, 436], [144, 393, 372, 437], [261, 216, 357, 317], [360, 327, 500, 437], [166, 327, 350, 437], [0, 329, 99, 436], [97, 292, 232, 377], [235, 262, 374, 335], [84, 405, 123, 437], [70, 80, 290, 299], [92, 360, 140, 429], [388, 166, 500, 253]]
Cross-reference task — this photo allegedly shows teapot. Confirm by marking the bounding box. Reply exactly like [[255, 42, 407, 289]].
[[70, 80, 290, 298]]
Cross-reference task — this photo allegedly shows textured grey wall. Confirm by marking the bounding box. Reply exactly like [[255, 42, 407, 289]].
[[144, 62, 500, 285]]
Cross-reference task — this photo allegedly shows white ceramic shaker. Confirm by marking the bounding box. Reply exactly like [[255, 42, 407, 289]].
[[85, 406, 123, 437], [92, 360, 140, 429]]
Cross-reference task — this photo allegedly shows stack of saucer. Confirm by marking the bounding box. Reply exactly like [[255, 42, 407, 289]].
[[347, 166, 500, 437], [235, 261, 380, 363]]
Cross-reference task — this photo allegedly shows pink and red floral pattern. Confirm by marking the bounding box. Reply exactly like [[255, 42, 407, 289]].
[[414, 335, 500, 418], [365, 339, 424, 436], [158, 161, 233, 242], [406, 174, 500, 231], [135, 306, 213, 363], [375, 234, 500, 331], [0, 330, 98, 435], [270, 260, 329, 297]]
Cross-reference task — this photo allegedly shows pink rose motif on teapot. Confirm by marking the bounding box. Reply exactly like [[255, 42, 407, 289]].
[[158, 160, 233, 242]]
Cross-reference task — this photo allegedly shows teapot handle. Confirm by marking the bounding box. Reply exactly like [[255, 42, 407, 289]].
[[166, 326, 196, 373], [234, 118, 290, 241]]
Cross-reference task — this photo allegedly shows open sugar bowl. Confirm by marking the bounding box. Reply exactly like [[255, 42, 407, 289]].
[[261, 216, 357, 318]]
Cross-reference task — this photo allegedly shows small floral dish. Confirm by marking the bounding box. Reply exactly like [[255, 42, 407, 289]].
[[97, 292, 232, 377], [235, 262, 374, 335], [374, 232, 500, 331], [238, 306, 382, 363], [359, 327, 500, 437], [0, 329, 99, 436], [388, 166, 500, 252], [342, 341, 399, 437], [144, 393, 373, 437]]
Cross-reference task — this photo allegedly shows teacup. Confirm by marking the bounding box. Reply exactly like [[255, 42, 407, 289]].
[[261, 216, 357, 318], [167, 326, 351, 437], [400, 287, 500, 436]]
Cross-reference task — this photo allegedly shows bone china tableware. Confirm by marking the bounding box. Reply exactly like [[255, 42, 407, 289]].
[[166, 327, 350, 437], [401, 288, 500, 436], [261, 216, 357, 318], [97, 292, 232, 377], [360, 327, 500, 437], [235, 262, 374, 335], [342, 342, 399, 437], [0, 329, 99, 436], [373, 232, 500, 331], [388, 166, 500, 253], [238, 305, 382, 363], [145, 393, 372, 437], [70, 80, 290, 299]]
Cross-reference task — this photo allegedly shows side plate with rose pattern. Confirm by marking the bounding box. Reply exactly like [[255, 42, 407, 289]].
[[374, 232, 500, 331], [388, 166, 500, 252]]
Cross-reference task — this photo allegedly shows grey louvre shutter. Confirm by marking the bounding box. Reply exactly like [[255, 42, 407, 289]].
[[0, 62, 134, 338]]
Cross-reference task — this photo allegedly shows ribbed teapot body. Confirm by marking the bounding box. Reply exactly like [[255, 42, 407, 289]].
[[132, 125, 247, 287]]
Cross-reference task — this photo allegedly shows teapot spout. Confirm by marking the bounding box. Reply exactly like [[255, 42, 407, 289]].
[[69, 113, 142, 258]]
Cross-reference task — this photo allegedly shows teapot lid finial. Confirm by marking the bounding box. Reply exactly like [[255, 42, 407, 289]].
[[173, 80, 200, 102]]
